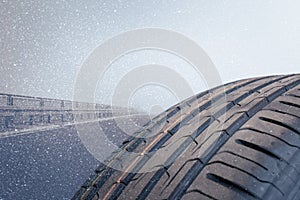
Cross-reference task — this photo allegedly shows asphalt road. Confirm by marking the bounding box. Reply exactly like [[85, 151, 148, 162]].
[[0, 115, 150, 200]]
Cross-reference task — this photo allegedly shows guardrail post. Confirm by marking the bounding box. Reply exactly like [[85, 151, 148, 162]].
[[7, 96, 13, 106]]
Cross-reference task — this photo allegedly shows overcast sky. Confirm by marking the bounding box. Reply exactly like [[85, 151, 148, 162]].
[[1, 0, 299, 112]]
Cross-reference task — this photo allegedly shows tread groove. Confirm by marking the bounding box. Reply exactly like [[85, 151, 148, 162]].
[[136, 168, 166, 200], [259, 116, 300, 136], [235, 139, 282, 161], [206, 173, 260, 199], [262, 108, 300, 120], [192, 130, 229, 155], [279, 100, 300, 109], [217, 150, 268, 170], [207, 160, 284, 196], [162, 158, 203, 191], [185, 189, 217, 200], [239, 127, 300, 149], [286, 93, 300, 99]]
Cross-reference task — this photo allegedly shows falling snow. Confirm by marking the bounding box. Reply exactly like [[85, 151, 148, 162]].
[[1, 0, 300, 199]]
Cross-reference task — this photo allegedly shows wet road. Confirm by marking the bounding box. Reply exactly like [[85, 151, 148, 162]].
[[0, 116, 149, 200]]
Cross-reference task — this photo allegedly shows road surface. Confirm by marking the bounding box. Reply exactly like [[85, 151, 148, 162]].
[[0, 115, 149, 200]]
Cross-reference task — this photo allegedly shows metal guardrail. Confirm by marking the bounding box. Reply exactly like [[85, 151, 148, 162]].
[[0, 93, 137, 132]]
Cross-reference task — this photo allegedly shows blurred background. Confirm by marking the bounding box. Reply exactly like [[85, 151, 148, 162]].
[[1, 0, 299, 113]]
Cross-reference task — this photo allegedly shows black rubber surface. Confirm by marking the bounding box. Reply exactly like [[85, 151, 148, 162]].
[[73, 74, 300, 200]]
